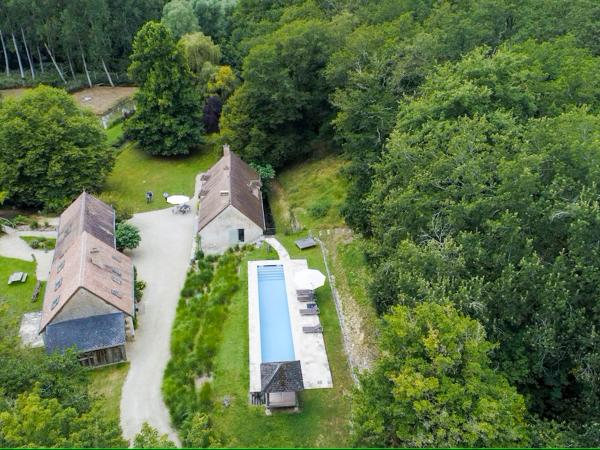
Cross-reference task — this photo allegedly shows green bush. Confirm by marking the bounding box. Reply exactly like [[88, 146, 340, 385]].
[[308, 198, 331, 218], [163, 249, 243, 433]]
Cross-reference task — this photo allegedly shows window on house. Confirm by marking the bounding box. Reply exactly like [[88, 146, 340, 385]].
[[111, 289, 122, 299], [112, 255, 121, 263], [57, 260, 65, 273], [238, 228, 245, 242], [51, 296, 60, 310], [112, 276, 122, 285], [54, 277, 62, 291]]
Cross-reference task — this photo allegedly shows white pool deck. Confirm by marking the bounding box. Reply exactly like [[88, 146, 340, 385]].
[[248, 240, 333, 393]]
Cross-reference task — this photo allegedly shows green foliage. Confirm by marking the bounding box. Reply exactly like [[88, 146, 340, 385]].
[[179, 32, 221, 85], [0, 385, 126, 448], [352, 302, 528, 447], [163, 249, 242, 443], [0, 86, 114, 210], [125, 21, 204, 156], [133, 422, 176, 448], [115, 222, 141, 251], [249, 162, 275, 182], [307, 198, 331, 218], [220, 16, 347, 167], [162, 0, 200, 40], [20, 236, 56, 250]]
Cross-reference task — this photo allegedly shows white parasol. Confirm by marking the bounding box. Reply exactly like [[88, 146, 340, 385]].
[[166, 195, 190, 205], [293, 269, 326, 290]]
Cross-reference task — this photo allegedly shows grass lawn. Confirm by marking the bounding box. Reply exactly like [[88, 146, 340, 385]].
[[270, 153, 348, 232], [102, 139, 220, 213], [0, 256, 44, 335], [106, 122, 124, 146], [209, 235, 353, 447], [88, 362, 130, 423]]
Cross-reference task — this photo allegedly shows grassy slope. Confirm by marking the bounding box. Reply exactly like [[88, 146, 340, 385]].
[[270, 154, 348, 232], [0, 256, 44, 335], [210, 242, 353, 447], [106, 122, 124, 147], [102, 139, 220, 213]]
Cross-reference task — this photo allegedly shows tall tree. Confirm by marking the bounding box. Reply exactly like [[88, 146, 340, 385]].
[[352, 302, 529, 447], [0, 85, 113, 210], [162, 0, 200, 40], [125, 21, 203, 156]]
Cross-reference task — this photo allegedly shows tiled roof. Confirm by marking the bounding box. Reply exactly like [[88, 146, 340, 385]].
[[198, 147, 266, 231], [261, 360, 304, 393], [54, 192, 115, 259], [39, 231, 134, 332], [44, 312, 125, 353]]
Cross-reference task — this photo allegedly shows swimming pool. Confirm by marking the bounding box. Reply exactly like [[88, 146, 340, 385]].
[[257, 265, 295, 362]]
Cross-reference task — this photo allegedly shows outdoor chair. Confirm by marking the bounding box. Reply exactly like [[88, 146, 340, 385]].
[[300, 307, 319, 315], [303, 325, 323, 333]]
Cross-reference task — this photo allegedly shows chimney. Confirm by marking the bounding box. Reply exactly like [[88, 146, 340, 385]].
[[249, 180, 262, 198], [223, 144, 230, 157]]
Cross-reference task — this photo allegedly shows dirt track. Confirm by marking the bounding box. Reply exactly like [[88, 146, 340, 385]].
[[0, 86, 136, 115]]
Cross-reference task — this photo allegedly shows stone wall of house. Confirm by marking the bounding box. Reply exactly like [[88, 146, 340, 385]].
[[53, 288, 119, 324], [199, 205, 263, 254]]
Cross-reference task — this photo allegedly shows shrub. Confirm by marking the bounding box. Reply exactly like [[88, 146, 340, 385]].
[[115, 222, 141, 251], [308, 198, 331, 218]]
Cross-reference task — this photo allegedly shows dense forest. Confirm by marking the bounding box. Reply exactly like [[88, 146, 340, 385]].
[[217, 0, 600, 447], [2, 0, 600, 447]]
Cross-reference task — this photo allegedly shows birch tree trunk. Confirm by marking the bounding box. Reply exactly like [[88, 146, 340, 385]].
[[102, 58, 114, 87], [37, 44, 44, 73], [0, 30, 9, 76], [67, 51, 76, 80], [21, 28, 35, 79], [11, 32, 25, 79], [44, 43, 66, 84], [79, 43, 92, 88]]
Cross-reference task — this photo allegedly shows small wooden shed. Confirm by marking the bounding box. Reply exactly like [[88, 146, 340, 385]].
[[260, 360, 304, 409]]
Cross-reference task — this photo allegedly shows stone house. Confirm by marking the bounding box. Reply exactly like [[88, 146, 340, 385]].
[[39, 193, 135, 367], [198, 145, 266, 254]]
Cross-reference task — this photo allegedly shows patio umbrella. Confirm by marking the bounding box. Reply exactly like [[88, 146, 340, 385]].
[[166, 195, 190, 205], [293, 269, 326, 290]]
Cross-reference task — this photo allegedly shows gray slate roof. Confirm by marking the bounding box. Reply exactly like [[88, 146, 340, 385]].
[[198, 146, 266, 231], [261, 360, 304, 393], [44, 312, 125, 354]]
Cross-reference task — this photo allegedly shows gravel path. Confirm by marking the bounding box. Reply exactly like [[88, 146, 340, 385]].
[[0, 227, 56, 280], [119, 204, 196, 446]]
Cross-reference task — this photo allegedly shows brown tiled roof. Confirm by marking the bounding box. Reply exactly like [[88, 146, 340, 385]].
[[54, 192, 115, 258], [198, 148, 266, 231], [40, 232, 134, 332]]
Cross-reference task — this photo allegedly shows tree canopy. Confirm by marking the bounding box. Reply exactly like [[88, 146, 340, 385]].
[[125, 21, 203, 156], [0, 85, 113, 211], [352, 302, 528, 447]]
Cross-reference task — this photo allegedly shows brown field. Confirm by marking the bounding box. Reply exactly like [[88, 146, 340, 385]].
[[0, 86, 136, 115]]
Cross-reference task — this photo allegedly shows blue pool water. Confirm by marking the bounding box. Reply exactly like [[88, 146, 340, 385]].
[[257, 265, 295, 362]]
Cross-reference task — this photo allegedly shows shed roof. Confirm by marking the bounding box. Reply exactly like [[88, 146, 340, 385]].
[[198, 146, 266, 231], [40, 232, 134, 332], [54, 192, 116, 258], [261, 361, 304, 393], [44, 312, 125, 354]]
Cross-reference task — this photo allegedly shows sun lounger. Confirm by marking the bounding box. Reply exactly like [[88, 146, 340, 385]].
[[297, 294, 315, 302], [300, 307, 319, 315], [8, 272, 27, 285], [303, 325, 323, 333], [297, 289, 313, 295]]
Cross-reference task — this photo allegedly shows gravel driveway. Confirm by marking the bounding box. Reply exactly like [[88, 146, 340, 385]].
[[120, 204, 196, 446]]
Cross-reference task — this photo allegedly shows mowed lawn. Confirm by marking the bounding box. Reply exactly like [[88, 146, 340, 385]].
[[102, 140, 220, 213], [0, 256, 44, 335]]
